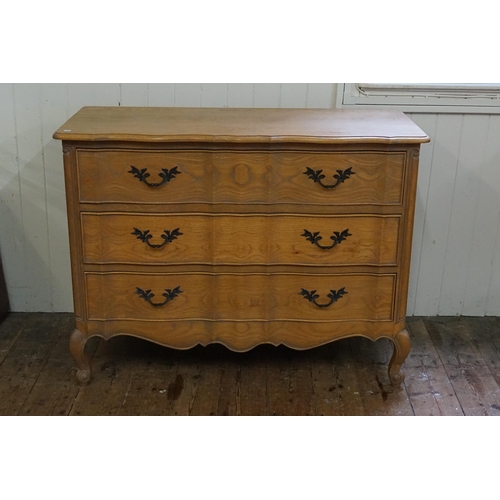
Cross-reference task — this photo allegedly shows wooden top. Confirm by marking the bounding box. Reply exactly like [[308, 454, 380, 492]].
[[53, 106, 430, 144]]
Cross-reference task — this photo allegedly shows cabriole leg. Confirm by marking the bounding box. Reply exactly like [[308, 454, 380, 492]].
[[388, 328, 411, 386], [69, 328, 92, 386]]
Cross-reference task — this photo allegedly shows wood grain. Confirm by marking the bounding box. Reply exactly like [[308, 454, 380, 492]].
[[85, 272, 396, 322], [53, 107, 430, 144], [0, 314, 69, 415], [77, 148, 406, 206], [405, 318, 462, 416], [349, 336, 414, 416], [17, 314, 82, 416], [423, 317, 500, 416], [270, 151, 405, 206], [308, 340, 364, 416], [0, 313, 33, 365], [77, 149, 212, 204], [462, 317, 500, 387], [81, 213, 400, 266], [54, 106, 427, 385], [3, 312, 500, 416]]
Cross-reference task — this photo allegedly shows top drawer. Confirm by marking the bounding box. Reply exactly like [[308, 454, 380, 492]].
[[76, 149, 405, 206]]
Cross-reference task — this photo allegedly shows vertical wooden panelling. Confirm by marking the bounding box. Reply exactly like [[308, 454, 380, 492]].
[[147, 84, 175, 107], [40, 84, 72, 312], [94, 83, 120, 106], [280, 83, 307, 108], [68, 84, 95, 116], [405, 113, 438, 316], [174, 83, 202, 107], [13, 84, 52, 311], [201, 84, 228, 107], [464, 115, 500, 315], [439, 115, 490, 315], [254, 83, 281, 107], [486, 215, 500, 315], [228, 84, 254, 107], [0, 84, 24, 311], [120, 83, 148, 106], [2, 83, 500, 314], [306, 84, 334, 108], [413, 114, 464, 316]]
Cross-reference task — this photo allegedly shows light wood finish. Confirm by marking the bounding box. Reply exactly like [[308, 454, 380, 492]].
[[77, 149, 405, 206], [81, 213, 400, 266], [85, 272, 395, 322], [54, 107, 429, 386], [83, 318, 404, 353], [54, 107, 429, 144], [3, 313, 500, 416]]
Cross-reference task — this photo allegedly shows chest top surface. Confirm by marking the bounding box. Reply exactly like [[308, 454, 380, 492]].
[[53, 106, 430, 145]]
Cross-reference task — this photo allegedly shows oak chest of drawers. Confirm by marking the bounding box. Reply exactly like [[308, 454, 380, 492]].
[[53, 106, 429, 386]]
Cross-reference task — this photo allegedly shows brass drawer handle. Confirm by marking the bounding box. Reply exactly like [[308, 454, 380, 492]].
[[131, 227, 183, 249], [128, 165, 181, 187], [299, 287, 348, 308], [303, 166, 355, 189], [135, 286, 183, 307], [301, 228, 351, 250]]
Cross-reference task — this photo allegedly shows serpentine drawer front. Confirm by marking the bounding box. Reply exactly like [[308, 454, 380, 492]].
[[85, 272, 395, 322], [54, 106, 429, 386], [81, 213, 400, 266], [77, 149, 405, 206]]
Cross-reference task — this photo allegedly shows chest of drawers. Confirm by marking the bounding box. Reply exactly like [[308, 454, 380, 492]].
[[53, 106, 429, 386]]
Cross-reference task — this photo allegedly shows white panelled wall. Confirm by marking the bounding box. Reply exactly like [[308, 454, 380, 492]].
[[0, 83, 499, 315]]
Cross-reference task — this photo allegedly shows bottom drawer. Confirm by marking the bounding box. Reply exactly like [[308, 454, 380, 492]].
[[86, 272, 396, 322]]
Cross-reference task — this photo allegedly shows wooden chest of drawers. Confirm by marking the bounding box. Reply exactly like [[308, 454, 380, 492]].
[[53, 107, 429, 386]]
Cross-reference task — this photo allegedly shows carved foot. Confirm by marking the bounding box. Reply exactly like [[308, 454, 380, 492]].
[[388, 328, 411, 386], [69, 328, 92, 386]]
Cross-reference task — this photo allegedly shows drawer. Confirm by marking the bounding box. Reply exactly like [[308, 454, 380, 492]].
[[85, 272, 395, 321], [81, 213, 400, 266], [77, 149, 212, 203], [77, 149, 405, 206], [216, 151, 405, 205]]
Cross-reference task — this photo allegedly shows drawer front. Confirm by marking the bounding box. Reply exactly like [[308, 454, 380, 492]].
[[77, 149, 405, 206], [81, 213, 400, 266], [215, 151, 405, 205], [85, 272, 395, 322], [77, 150, 212, 203]]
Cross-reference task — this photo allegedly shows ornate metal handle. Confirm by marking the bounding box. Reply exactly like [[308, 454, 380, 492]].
[[301, 228, 352, 250], [303, 166, 355, 189], [299, 287, 348, 308], [131, 227, 183, 249], [128, 165, 181, 187], [135, 286, 183, 307]]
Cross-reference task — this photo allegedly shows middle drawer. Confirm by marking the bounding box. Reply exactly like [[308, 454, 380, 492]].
[[81, 213, 400, 267]]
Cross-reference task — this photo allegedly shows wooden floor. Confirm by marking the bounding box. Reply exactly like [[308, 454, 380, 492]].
[[1, 313, 500, 416]]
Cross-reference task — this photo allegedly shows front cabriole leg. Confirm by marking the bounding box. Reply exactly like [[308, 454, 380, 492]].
[[388, 328, 410, 386], [69, 328, 92, 386]]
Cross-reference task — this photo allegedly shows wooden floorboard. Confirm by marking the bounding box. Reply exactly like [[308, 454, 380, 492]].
[[0, 313, 33, 365], [1, 313, 500, 416], [423, 317, 500, 416], [309, 340, 364, 416], [405, 318, 463, 416], [17, 314, 81, 416], [0, 314, 67, 416], [349, 336, 414, 416]]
